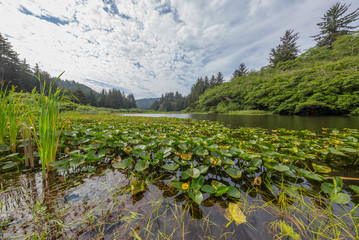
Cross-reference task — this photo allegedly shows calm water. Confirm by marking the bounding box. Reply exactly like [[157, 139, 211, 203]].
[[123, 113, 359, 133]]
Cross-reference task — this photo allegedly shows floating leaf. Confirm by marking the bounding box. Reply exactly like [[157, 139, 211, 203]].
[[272, 163, 290, 172], [224, 202, 247, 226], [197, 165, 209, 174], [180, 153, 192, 161], [130, 179, 146, 195], [133, 144, 147, 151], [112, 158, 133, 169], [186, 168, 200, 178], [312, 163, 331, 173], [2, 161, 17, 169], [349, 185, 359, 195], [211, 180, 225, 190], [189, 190, 203, 205], [297, 169, 326, 181], [226, 186, 240, 198], [215, 186, 229, 197], [225, 168, 242, 179], [328, 147, 345, 156], [136, 151, 150, 160], [181, 171, 190, 180], [135, 159, 149, 172], [201, 185, 216, 194], [0, 144, 10, 153], [321, 182, 340, 195], [49, 160, 68, 167], [191, 176, 204, 191], [5, 153, 19, 158], [250, 158, 262, 168], [331, 193, 350, 205], [162, 163, 179, 171]]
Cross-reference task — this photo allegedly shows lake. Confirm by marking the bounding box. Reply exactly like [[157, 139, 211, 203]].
[[123, 113, 359, 133]]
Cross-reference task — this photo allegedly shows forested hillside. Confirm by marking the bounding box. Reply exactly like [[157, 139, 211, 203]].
[[193, 33, 359, 115]]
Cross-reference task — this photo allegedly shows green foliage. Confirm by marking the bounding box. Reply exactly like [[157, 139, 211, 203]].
[[195, 32, 359, 115]]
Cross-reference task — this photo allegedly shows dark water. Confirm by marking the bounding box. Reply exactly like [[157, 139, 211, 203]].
[[123, 114, 359, 133]]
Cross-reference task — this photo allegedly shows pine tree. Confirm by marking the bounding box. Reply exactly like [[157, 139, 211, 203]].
[[232, 63, 248, 79], [313, 2, 359, 48], [269, 29, 300, 67]]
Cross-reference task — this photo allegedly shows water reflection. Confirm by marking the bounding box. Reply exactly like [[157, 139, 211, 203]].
[[123, 113, 359, 133]]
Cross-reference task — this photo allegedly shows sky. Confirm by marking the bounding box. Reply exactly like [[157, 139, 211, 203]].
[[1, 0, 359, 99]]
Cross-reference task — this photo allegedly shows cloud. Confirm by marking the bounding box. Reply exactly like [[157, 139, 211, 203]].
[[1, 0, 358, 98]]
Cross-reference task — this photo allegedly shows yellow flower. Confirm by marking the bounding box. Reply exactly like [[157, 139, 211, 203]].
[[182, 183, 189, 190]]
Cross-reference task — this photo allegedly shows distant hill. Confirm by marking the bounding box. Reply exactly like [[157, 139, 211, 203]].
[[136, 98, 160, 109], [193, 33, 359, 116], [57, 79, 94, 92]]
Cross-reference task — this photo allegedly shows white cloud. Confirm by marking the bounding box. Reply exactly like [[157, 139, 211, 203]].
[[0, 0, 358, 98]]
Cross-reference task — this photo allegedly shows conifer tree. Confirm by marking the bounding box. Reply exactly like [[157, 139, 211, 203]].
[[313, 2, 359, 48], [269, 29, 300, 67]]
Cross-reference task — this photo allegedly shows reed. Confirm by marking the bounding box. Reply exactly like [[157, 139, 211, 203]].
[[30, 72, 66, 178], [0, 84, 9, 144]]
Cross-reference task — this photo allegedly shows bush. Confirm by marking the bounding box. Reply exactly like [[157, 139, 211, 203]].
[[294, 101, 335, 115]]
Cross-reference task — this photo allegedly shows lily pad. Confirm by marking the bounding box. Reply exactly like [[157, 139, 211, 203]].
[[331, 193, 350, 205], [224, 202, 247, 226], [135, 159, 149, 172], [112, 158, 133, 169], [250, 158, 262, 168], [225, 168, 242, 179], [201, 185, 216, 194], [349, 185, 359, 195], [226, 186, 241, 199], [186, 168, 200, 178], [189, 190, 203, 205], [2, 161, 17, 169], [162, 163, 179, 171]]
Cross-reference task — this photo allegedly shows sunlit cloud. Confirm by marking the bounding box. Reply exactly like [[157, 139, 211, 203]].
[[1, 0, 358, 98]]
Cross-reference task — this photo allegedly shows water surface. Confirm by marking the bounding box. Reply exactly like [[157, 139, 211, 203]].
[[123, 113, 359, 133]]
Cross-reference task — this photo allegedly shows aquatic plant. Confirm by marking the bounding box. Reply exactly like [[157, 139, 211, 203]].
[[30, 72, 67, 178]]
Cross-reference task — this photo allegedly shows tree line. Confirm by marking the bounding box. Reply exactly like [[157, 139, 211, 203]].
[[0, 34, 136, 109]]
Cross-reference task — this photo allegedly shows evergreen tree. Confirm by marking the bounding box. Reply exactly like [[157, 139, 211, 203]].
[[0, 33, 21, 88], [269, 29, 300, 67], [232, 63, 248, 79], [216, 72, 224, 85], [313, 2, 359, 48]]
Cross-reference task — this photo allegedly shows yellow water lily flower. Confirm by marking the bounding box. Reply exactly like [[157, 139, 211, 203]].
[[182, 183, 189, 190]]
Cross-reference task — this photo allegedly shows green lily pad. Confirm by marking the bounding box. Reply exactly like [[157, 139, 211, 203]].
[[136, 151, 150, 160], [331, 193, 350, 205], [297, 169, 326, 181], [135, 159, 149, 172], [250, 158, 262, 168], [226, 186, 241, 199], [215, 186, 230, 197], [2, 161, 17, 169], [162, 163, 179, 171], [5, 153, 19, 158], [112, 158, 133, 169], [49, 160, 69, 167], [349, 185, 359, 195], [0, 144, 10, 153], [201, 185, 216, 194], [197, 165, 209, 174], [189, 190, 203, 205], [328, 147, 345, 156], [225, 168, 242, 179], [186, 168, 200, 178], [211, 180, 225, 190], [191, 176, 204, 191], [321, 182, 340, 195], [272, 163, 290, 172]]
